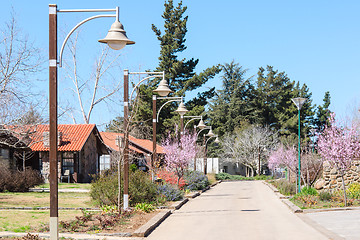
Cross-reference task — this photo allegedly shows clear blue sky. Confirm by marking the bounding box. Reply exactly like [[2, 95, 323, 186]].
[[1, 0, 360, 126]]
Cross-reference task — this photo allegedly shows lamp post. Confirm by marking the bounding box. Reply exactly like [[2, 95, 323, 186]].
[[204, 135, 219, 174], [123, 71, 172, 209], [196, 126, 214, 174], [49, 5, 133, 239], [183, 116, 206, 170], [291, 97, 307, 193], [152, 96, 187, 170]]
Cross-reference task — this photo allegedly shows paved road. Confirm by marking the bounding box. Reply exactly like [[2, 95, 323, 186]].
[[306, 210, 360, 240], [147, 181, 328, 240]]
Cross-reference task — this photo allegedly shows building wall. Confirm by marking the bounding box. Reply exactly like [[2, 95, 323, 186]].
[[79, 132, 99, 183]]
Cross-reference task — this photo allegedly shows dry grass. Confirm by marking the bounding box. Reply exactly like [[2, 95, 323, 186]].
[[0, 192, 93, 208], [34, 183, 91, 190], [206, 173, 216, 185], [0, 210, 87, 232]]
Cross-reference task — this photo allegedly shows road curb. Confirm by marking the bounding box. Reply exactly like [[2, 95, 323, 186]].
[[262, 181, 303, 213], [132, 209, 172, 237]]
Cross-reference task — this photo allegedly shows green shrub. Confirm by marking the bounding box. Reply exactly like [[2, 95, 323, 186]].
[[271, 179, 296, 196], [184, 171, 209, 191], [129, 170, 158, 205], [216, 172, 271, 181], [300, 186, 318, 196], [90, 169, 158, 207], [319, 191, 332, 201], [347, 182, 360, 199], [135, 203, 156, 213]]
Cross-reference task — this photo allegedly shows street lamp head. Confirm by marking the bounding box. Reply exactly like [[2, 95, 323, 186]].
[[175, 101, 188, 116], [153, 79, 173, 97], [98, 20, 135, 50], [291, 97, 307, 110], [206, 128, 215, 137], [197, 119, 207, 129], [214, 136, 220, 143]]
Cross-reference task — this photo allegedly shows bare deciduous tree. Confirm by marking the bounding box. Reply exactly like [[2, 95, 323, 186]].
[[61, 31, 123, 124], [222, 125, 278, 177], [0, 14, 43, 124]]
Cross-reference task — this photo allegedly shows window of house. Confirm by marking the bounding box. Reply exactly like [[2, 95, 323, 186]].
[[100, 155, 110, 172], [0, 149, 10, 160], [62, 152, 74, 174]]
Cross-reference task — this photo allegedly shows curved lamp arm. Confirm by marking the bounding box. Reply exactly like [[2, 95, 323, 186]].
[[129, 74, 163, 105], [196, 126, 211, 138], [58, 9, 118, 67], [156, 98, 181, 122], [184, 116, 202, 129], [205, 136, 216, 146]]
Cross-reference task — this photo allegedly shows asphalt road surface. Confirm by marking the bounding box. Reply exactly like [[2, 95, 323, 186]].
[[147, 181, 328, 240]]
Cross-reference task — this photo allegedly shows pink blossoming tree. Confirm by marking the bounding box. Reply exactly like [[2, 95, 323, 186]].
[[317, 113, 360, 206], [162, 130, 198, 187], [268, 144, 297, 177]]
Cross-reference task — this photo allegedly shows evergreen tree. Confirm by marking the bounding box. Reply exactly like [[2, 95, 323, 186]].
[[315, 91, 331, 132], [129, 0, 220, 140], [208, 61, 254, 137]]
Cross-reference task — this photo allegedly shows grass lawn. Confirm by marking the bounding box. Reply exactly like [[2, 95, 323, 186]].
[[34, 183, 91, 190], [0, 192, 94, 208], [0, 210, 87, 232]]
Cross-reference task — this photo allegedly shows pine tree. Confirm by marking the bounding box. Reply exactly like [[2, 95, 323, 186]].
[[130, 0, 220, 140]]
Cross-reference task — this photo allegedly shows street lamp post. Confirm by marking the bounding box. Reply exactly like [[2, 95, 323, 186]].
[[183, 116, 206, 170], [204, 135, 219, 174], [196, 126, 214, 174], [49, 4, 133, 239], [124, 71, 172, 209], [152, 96, 187, 170], [291, 97, 307, 193]]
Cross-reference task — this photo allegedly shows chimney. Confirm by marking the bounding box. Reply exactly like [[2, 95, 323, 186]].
[[43, 131, 62, 147]]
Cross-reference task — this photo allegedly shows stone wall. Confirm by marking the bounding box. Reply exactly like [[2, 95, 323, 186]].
[[322, 159, 360, 191]]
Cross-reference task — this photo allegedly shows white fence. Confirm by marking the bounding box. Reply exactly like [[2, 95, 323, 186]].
[[188, 158, 219, 174]]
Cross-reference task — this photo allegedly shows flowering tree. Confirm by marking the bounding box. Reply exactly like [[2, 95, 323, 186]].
[[269, 144, 323, 187], [162, 130, 198, 187], [268, 144, 297, 176], [317, 113, 360, 206]]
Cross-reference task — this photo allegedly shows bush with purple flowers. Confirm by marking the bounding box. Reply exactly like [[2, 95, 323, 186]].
[[184, 171, 209, 191], [157, 184, 183, 201]]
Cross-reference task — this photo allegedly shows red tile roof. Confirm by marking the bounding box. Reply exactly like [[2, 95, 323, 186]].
[[30, 124, 97, 152], [100, 132, 164, 154]]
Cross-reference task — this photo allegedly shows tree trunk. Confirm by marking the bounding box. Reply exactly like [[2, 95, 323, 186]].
[[340, 173, 348, 207]]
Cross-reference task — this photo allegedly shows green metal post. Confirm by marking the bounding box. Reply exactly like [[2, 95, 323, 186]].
[[297, 109, 301, 193]]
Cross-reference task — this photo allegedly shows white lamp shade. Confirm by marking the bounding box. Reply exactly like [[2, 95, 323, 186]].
[[175, 102, 188, 116], [214, 137, 220, 143], [206, 128, 215, 137], [153, 79, 173, 97], [291, 97, 307, 110], [98, 20, 135, 50], [197, 119, 206, 129]]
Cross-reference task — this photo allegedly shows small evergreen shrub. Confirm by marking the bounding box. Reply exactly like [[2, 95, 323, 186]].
[[271, 179, 296, 196], [300, 186, 318, 196], [90, 169, 158, 207], [347, 182, 360, 199], [157, 184, 183, 201], [319, 191, 332, 201], [184, 171, 209, 191]]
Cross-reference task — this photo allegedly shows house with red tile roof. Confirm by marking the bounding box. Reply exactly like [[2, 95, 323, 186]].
[[99, 132, 164, 171], [3, 124, 108, 183]]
